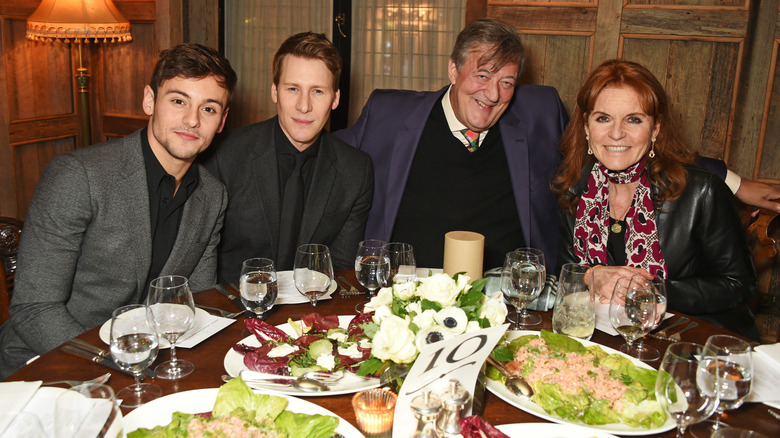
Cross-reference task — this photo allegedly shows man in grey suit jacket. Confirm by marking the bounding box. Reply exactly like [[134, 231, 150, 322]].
[[203, 32, 373, 284], [0, 44, 236, 379]]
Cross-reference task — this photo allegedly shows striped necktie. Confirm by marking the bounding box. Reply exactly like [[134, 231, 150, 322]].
[[460, 129, 479, 152]]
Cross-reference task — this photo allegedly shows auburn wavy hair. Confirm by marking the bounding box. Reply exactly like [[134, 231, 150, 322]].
[[551, 59, 695, 211]]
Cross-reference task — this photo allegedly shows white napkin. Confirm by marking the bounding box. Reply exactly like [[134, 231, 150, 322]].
[[595, 301, 673, 336], [177, 313, 235, 348], [747, 342, 780, 405], [0, 381, 42, 435], [275, 271, 335, 305]]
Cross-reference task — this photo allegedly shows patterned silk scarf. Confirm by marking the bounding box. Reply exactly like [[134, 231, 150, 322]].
[[573, 159, 668, 278]]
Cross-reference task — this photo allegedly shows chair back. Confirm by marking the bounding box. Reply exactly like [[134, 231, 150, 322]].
[[0, 217, 23, 324]]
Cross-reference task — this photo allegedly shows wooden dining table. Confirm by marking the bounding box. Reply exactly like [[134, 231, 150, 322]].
[[7, 271, 780, 437]]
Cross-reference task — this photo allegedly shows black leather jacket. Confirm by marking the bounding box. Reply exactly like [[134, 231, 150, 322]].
[[558, 164, 759, 340]]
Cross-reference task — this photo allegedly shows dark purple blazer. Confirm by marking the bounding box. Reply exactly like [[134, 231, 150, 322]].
[[335, 85, 569, 269]]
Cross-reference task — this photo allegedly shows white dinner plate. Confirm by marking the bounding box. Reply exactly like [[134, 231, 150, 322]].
[[223, 315, 380, 396], [122, 388, 362, 437], [98, 307, 209, 349], [496, 422, 620, 438], [486, 330, 676, 436]]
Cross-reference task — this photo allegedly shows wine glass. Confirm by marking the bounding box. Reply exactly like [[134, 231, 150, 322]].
[[381, 242, 416, 284], [629, 274, 667, 361], [55, 383, 123, 437], [240, 257, 278, 319], [147, 275, 196, 379], [109, 304, 161, 407], [551, 263, 596, 340], [500, 250, 544, 328], [609, 277, 657, 359], [690, 335, 754, 437], [294, 243, 334, 307], [354, 240, 390, 312], [655, 342, 720, 437]]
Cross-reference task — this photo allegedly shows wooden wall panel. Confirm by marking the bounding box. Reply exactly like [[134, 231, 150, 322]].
[[13, 139, 76, 219], [758, 43, 780, 180]]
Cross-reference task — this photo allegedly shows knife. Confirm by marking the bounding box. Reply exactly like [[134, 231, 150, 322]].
[[654, 316, 689, 337], [65, 339, 156, 379], [215, 283, 245, 310], [61, 345, 141, 379]]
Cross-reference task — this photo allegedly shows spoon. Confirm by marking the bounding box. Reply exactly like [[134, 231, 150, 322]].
[[486, 356, 533, 397]]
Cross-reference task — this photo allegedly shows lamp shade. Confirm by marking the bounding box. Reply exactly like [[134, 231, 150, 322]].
[[26, 0, 132, 43]]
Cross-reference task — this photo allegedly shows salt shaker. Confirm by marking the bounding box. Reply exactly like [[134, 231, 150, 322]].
[[436, 379, 471, 437], [410, 389, 442, 438]]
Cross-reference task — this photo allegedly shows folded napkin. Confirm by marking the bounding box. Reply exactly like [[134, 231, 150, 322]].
[[0, 381, 42, 435], [747, 342, 780, 405], [275, 271, 335, 305], [177, 313, 235, 348]]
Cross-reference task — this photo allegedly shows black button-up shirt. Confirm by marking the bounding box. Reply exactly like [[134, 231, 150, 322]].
[[141, 128, 198, 295]]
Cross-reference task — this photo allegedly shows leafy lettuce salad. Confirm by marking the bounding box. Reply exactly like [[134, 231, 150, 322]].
[[487, 330, 666, 429], [127, 377, 339, 437]]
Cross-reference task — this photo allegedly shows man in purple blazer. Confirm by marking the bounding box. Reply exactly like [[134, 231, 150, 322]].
[[335, 19, 568, 270]]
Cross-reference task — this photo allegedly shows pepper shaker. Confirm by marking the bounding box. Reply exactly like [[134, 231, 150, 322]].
[[410, 389, 442, 438], [436, 379, 471, 437]]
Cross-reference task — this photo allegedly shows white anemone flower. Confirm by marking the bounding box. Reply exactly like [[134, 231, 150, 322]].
[[415, 324, 452, 349], [434, 307, 469, 334]]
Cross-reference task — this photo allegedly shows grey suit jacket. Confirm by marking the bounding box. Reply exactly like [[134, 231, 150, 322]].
[[0, 130, 227, 378], [202, 117, 374, 284]]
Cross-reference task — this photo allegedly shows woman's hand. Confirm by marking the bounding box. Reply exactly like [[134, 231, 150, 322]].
[[589, 266, 652, 304]]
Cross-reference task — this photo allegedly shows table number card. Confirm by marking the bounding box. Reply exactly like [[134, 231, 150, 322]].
[[392, 324, 509, 437]]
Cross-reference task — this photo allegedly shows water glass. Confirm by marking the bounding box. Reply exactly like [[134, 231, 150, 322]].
[[110, 303, 161, 407], [628, 274, 667, 361], [381, 242, 416, 285], [147, 275, 196, 379], [610, 277, 657, 359], [551, 263, 595, 340], [500, 250, 544, 328], [54, 383, 123, 438], [355, 239, 390, 297], [240, 257, 278, 318], [294, 243, 334, 307]]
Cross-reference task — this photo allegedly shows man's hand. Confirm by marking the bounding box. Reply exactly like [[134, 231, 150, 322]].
[[735, 178, 780, 215]]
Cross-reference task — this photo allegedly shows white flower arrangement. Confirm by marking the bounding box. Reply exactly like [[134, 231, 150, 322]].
[[356, 272, 508, 376]]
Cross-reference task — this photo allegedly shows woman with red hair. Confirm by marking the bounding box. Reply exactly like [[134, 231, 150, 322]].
[[553, 59, 758, 339]]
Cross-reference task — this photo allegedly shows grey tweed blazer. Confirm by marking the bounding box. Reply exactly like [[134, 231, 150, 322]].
[[0, 130, 227, 378]]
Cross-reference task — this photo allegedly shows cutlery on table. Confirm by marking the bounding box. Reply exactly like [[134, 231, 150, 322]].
[[337, 276, 363, 296], [42, 372, 111, 387], [768, 409, 780, 421], [667, 322, 699, 341], [654, 316, 689, 337], [61, 345, 145, 379], [215, 283, 245, 310], [229, 370, 331, 392], [194, 304, 245, 319], [486, 355, 533, 397], [64, 339, 156, 378]]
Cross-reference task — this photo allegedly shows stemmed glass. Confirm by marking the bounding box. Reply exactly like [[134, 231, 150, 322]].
[[381, 242, 416, 284], [354, 239, 390, 312], [609, 277, 657, 359], [690, 335, 754, 437], [294, 243, 334, 307], [147, 275, 196, 379], [109, 304, 161, 407], [629, 274, 667, 361], [500, 250, 544, 328], [240, 257, 278, 319], [655, 342, 720, 438], [55, 383, 123, 437]]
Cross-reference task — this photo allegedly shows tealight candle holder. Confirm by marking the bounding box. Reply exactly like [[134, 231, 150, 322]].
[[352, 388, 397, 438]]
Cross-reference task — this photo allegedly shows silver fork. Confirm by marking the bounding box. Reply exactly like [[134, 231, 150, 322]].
[[668, 322, 699, 342], [337, 276, 363, 296], [195, 304, 245, 319], [42, 372, 111, 387]]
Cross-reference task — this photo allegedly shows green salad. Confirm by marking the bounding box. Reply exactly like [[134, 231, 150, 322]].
[[127, 377, 339, 437], [487, 330, 667, 429]]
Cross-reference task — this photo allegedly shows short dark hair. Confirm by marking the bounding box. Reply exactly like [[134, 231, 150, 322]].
[[149, 43, 237, 103], [272, 32, 342, 91], [450, 19, 525, 77]]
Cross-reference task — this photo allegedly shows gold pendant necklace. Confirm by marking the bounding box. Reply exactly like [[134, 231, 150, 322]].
[[610, 220, 623, 234]]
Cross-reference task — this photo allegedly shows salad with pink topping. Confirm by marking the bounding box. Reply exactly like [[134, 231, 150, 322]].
[[487, 330, 666, 429]]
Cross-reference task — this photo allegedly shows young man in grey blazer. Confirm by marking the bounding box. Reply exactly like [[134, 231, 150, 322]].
[[203, 32, 373, 283], [0, 44, 236, 380]]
